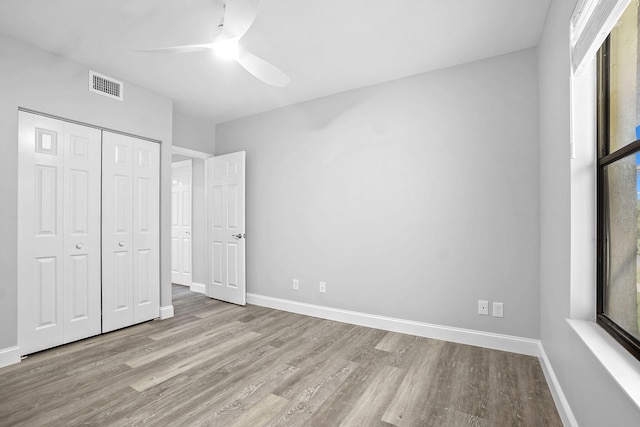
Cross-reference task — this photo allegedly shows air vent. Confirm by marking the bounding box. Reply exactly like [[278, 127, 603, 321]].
[[89, 70, 123, 101]]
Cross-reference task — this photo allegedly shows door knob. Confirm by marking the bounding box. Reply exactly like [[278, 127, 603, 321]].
[[76, 243, 83, 249], [232, 233, 245, 240], [186, 231, 191, 235], [119, 241, 125, 247]]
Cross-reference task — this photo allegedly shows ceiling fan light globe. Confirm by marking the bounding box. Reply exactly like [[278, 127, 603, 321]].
[[212, 38, 239, 61]]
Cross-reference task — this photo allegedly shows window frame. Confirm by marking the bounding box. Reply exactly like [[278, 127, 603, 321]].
[[596, 36, 640, 361]]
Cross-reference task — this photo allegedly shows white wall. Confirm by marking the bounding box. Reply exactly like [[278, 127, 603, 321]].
[[539, 0, 640, 425], [216, 48, 540, 339], [0, 33, 174, 352]]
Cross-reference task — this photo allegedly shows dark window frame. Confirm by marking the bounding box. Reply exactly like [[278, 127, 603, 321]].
[[596, 36, 640, 361]]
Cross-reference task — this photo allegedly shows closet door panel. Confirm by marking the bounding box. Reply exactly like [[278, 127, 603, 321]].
[[102, 131, 134, 333], [63, 122, 102, 343], [132, 138, 160, 323], [18, 114, 64, 355]]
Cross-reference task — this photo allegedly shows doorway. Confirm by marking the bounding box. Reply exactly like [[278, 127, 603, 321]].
[[171, 146, 212, 295], [171, 159, 192, 287]]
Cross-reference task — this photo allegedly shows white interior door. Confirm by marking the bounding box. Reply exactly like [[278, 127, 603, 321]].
[[206, 151, 246, 305], [171, 160, 193, 286], [102, 132, 160, 332], [18, 112, 101, 355]]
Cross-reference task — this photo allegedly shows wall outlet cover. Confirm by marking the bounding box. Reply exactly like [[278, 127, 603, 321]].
[[493, 302, 504, 318], [478, 300, 489, 315]]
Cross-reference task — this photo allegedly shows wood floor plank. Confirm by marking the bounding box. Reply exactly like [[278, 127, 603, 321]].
[[229, 393, 290, 427], [179, 363, 300, 426], [151, 306, 245, 340], [413, 342, 486, 425], [303, 328, 397, 424], [194, 301, 245, 319], [338, 365, 406, 426], [127, 320, 245, 368], [128, 330, 262, 392], [0, 285, 562, 427], [374, 331, 422, 369], [381, 338, 447, 425], [449, 344, 493, 421], [267, 359, 360, 427]]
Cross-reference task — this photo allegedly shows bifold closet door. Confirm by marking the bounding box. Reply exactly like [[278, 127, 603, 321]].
[[102, 131, 160, 333], [18, 112, 102, 355]]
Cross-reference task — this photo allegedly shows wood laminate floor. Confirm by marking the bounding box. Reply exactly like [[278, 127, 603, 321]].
[[0, 285, 562, 426]]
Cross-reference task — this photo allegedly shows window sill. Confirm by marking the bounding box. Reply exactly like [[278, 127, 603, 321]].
[[567, 319, 640, 410]]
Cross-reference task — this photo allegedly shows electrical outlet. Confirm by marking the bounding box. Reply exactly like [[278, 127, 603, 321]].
[[292, 279, 299, 291], [319, 281, 326, 293], [478, 300, 489, 315], [493, 302, 504, 318]]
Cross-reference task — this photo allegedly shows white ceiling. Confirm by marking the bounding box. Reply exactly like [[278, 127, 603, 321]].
[[0, 0, 550, 124]]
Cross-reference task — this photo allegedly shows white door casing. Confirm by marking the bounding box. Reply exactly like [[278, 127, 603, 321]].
[[18, 112, 102, 355], [206, 152, 246, 305], [102, 131, 160, 332], [171, 160, 193, 286]]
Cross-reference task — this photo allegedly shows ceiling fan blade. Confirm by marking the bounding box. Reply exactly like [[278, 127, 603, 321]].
[[223, 0, 261, 39], [235, 45, 289, 87], [136, 43, 211, 54]]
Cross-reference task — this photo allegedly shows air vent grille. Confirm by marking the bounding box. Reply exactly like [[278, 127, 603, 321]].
[[89, 70, 123, 101]]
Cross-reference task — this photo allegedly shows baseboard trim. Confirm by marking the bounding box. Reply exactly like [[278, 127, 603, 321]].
[[538, 342, 579, 427], [159, 305, 174, 320], [246, 293, 540, 356], [191, 282, 206, 294], [0, 346, 21, 369]]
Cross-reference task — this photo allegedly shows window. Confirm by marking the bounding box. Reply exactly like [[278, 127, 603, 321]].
[[597, 0, 640, 361]]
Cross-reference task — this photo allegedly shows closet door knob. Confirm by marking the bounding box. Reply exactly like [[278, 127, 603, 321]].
[[119, 241, 125, 247], [76, 243, 83, 249]]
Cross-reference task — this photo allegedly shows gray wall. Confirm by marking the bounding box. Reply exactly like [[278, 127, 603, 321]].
[[539, 0, 640, 425], [173, 110, 215, 154], [171, 154, 192, 162], [0, 33, 174, 351], [216, 48, 540, 339]]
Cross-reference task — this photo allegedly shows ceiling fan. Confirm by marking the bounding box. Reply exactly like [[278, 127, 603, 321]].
[[138, 0, 289, 87]]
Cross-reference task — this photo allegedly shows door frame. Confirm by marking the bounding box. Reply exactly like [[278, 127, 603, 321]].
[[172, 146, 213, 296]]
